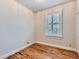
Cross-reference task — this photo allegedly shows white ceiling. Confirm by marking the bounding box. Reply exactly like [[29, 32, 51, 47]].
[[16, 0, 73, 11]]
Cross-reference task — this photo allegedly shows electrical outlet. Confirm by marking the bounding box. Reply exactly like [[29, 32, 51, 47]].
[[69, 44, 72, 47], [27, 42, 30, 44]]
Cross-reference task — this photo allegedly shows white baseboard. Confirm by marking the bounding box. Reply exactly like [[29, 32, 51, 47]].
[[0, 42, 35, 59], [36, 41, 77, 52], [0, 41, 77, 59]]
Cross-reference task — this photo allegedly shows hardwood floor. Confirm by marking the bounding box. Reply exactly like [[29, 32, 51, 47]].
[[6, 43, 79, 59]]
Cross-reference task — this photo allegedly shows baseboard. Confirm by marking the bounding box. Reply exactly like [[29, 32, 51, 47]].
[[0, 42, 35, 59], [36, 41, 77, 52], [0, 41, 77, 59]]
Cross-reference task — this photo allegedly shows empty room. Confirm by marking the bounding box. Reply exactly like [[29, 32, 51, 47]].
[[0, 0, 79, 59]]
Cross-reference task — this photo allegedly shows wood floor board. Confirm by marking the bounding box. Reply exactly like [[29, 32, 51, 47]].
[[6, 43, 79, 59]]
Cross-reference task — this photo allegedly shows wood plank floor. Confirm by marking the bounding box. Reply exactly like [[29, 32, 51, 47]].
[[6, 43, 79, 59]]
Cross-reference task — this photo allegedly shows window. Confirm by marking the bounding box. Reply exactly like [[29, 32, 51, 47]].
[[45, 10, 63, 37]]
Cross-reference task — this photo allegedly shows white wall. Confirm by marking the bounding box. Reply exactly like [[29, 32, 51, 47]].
[[76, 0, 79, 52], [34, 1, 76, 48], [76, 14, 79, 51], [0, 0, 34, 56]]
